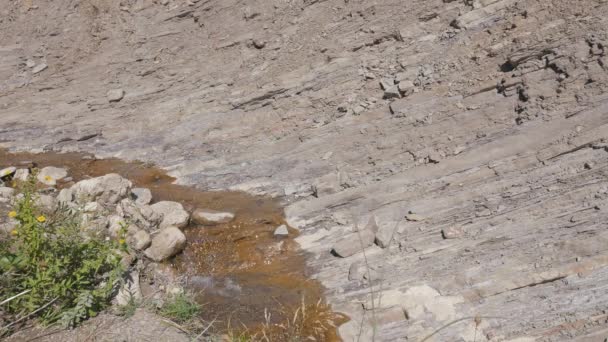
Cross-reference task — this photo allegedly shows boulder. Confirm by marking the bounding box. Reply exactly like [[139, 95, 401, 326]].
[[131, 188, 152, 206], [72, 173, 132, 205], [128, 230, 152, 250], [37, 166, 68, 186], [144, 226, 186, 262], [151, 201, 190, 228], [191, 208, 234, 225]]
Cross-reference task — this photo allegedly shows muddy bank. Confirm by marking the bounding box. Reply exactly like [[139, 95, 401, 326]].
[[0, 149, 345, 339]]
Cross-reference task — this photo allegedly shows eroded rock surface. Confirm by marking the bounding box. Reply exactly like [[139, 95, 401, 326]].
[[2, 0, 608, 340]]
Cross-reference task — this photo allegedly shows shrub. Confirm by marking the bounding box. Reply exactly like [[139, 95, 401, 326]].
[[0, 175, 124, 331]]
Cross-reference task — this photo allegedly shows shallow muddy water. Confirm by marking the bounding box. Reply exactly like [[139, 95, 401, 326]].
[[0, 149, 344, 340]]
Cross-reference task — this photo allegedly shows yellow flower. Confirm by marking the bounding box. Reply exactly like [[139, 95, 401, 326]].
[[36, 215, 46, 223], [10, 229, 18, 236], [44, 175, 53, 182], [119, 239, 126, 245], [8, 211, 17, 218]]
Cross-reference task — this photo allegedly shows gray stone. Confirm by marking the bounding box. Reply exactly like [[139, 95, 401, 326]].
[[32, 63, 48, 74], [332, 228, 375, 258], [0, 167, 16, 178], [72, 173, 132, 205], [191, 208, 234, 225], [107, 88, 125, 102], [375, 221, 397, 248], [442, 226, 464, 239], [13, 169, 29, 182], [37, 166, 68, 186], [0, 187, 15, 199], [383, 85, 401, 100], [57, 188, 74, 205], [144, 226, 186, 262], [117, 198, 162, 231], [151, 201, 190, 228], [35, 194, 57, 212], [131, 187, 152, 206], [252, 39, 266, 49], [379, 78, 395, 90], [83, 201, 101, 213], [128, 230, 152, 250], [397, 80, 415, 97], [274, 224, 289, 237], [405, 213, 425, 222]]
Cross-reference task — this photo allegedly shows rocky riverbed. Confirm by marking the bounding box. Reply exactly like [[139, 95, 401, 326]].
[[0, 150, 343, 341]]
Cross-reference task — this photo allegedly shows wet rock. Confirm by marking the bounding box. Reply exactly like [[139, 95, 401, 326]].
[[442, 226, 464, 239], [128, 230, 152, 250], [274, 224, 289, 237], [107, 88, 125, 102], [144, 226, 186, 262], [14, 169, 29, 182], [191, 208, 234, 225], [37, 166, 68, 186], [0, 167, 16, 179], [151, 201, 190, 228], [72, 173, 132, 205], [131, 187, 152, 206], [332, 228, 376, 258], [117, 199, 162, 231]]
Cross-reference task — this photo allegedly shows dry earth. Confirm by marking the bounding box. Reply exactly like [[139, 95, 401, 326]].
[[1, 0, 608, 340]]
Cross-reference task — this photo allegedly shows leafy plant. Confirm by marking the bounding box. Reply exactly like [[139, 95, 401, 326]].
[[159, 292, 201, 324], [0, 174, 124, 331]]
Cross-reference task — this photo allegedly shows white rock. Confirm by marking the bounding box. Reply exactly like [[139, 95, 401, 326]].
[[14, 169, 29, 182], [0, 167, 16, 178], [151, 201, 190, 228], [442, 226, 464, 239], [57, 188, 74, 205], [274, 224, 289, 237], [107, 215, 126, 238], [37, 166, 68, 186], [191, 208, 234, 225], [107, 88, 125, 102], [72, 173, 132, 205], [131, 188, 152, 206], [332, 229, 375, 258], [405, 213, 425, 222], [144, 226, 186, 262]]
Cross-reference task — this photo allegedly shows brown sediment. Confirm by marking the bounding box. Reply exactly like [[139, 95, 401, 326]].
[[0, 149, 346, 340]]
